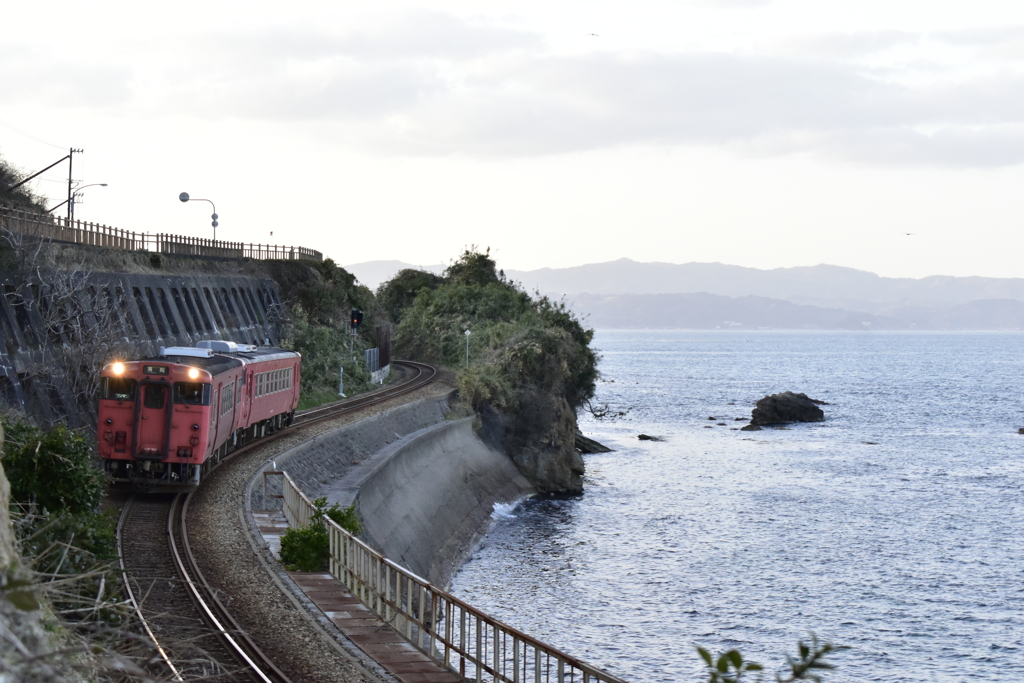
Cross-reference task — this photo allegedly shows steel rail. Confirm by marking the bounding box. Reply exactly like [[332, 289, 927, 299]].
[[169, 493, 292, 683], [116, 496, 184, 683], [293, 360, 436, 426]]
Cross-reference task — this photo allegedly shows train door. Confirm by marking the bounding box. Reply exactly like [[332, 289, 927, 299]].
[[134, 381, 170, 459], [242, 370, 254, 425], [213, 383, 222, 442]]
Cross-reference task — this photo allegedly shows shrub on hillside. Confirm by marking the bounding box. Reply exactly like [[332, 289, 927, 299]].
[[1, 416, 121, 623], [377, 268, 444, 323], [1, 418, 104, 515], [281, 305, 372, 404]]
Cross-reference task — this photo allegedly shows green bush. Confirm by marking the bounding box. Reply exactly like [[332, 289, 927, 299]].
[[279, 525, 330, 571], [279, 497, 360, 571], [1, 418, 104, 515]]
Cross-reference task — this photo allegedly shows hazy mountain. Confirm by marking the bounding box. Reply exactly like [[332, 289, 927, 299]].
[[571, 293, 1024, 331], [504, 259, 1024, 314], [347, 258, 1024, 330]]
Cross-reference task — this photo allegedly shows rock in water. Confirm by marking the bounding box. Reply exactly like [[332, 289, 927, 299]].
[[638, 434, 665, 441], [750, 392, 825, 426]]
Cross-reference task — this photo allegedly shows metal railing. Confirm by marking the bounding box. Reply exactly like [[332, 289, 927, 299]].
[[279, 471, 627, 683], [0, 206, 322, 262]]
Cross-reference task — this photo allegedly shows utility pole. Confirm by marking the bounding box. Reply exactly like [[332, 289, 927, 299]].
[[67, 148, 83, 223]]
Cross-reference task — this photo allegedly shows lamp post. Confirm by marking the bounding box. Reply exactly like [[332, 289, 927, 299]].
[[70, 183, 108, 222], [464, 329, 471, 368], [178, 192, 219, 241]]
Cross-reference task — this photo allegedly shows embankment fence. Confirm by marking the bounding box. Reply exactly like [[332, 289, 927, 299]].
[[280, 471, 627, 683], [0, 206, 322, 262]]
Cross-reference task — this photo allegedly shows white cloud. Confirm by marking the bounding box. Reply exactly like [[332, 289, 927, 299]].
[[5, 9, 1024, 168], [0, 46, 132, 106]]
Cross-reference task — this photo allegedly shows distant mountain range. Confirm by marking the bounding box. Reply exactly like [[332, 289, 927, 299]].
[[344, 259, 1024, 331]]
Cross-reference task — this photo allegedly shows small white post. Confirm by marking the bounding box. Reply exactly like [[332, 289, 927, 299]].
[[464, 329, 471, 368], [338, 365, 346, 397]]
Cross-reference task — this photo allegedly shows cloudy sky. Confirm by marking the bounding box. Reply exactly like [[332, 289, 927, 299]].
[[4, 0, 1024, 279]]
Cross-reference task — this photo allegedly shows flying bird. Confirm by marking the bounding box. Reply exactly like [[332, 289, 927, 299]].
[[902, 232, 915, 236], [588, 33, 599, 37]]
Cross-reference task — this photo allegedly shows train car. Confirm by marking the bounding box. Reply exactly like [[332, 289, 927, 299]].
[[98, 340, 301, 486]]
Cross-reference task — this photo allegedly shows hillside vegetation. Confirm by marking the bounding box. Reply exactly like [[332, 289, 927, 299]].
[[0, 152, 49, 212], [380, 249, 598, 494]]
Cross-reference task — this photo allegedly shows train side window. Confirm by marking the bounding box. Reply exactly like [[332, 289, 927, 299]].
[[101, 377, 137, 401], [221, 384, 234, 414], [173, 382, 211, 405], [143, 384, 165, 409]]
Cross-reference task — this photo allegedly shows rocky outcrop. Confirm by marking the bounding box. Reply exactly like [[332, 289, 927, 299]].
[[480, 396, 584, 495], [750, 392, 826, 425], [575, 431, 613, 453]]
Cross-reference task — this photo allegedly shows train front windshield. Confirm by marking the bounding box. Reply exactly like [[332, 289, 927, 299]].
[[173, 382, 211, 405], [101, 377, 137, 402]]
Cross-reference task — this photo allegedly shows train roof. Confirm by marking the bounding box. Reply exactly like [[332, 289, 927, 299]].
[[140, 353, 243, 376], [232, 347, 300, 363], [139, 344, 299, 377]]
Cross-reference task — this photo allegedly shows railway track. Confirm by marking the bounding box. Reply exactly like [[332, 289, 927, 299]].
[[118, 359, 437, 681], [293, 359, 436, 426]]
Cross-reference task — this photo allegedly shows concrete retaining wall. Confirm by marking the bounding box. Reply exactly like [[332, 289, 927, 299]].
[[254, 394, 534, 587], [329, 417, 534, 587], [0, 270, 281, 421]]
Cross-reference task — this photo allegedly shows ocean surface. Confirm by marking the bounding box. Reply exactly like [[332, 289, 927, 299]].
[[449, 330, 1024, 683]]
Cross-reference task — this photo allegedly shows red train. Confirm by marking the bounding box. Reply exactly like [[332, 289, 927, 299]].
[[98, 340, 301, 485]]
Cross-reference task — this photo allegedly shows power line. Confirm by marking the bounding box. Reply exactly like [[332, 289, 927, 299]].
[[0, 115, 66, 151]]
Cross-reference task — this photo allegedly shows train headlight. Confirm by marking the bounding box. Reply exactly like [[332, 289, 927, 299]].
[[112, 362, 124, 375], [188, 367, 199, 379]]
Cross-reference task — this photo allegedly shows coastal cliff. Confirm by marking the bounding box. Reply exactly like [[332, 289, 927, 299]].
[[381, 249, 598, 496]]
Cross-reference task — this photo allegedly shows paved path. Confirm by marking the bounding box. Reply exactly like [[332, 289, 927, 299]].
[[254, 511, 461, 683]]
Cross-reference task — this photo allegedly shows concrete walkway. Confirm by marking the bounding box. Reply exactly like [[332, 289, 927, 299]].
[[254, 511, 461, 683]]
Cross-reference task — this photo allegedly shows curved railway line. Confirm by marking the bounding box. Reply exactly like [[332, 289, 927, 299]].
[[118, 360, 437, 682]]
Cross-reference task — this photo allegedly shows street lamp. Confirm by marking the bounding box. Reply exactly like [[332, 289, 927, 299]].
[[70, 183, 108, 222], [464, 329, 471, 368], [178, 192, 219, 241]]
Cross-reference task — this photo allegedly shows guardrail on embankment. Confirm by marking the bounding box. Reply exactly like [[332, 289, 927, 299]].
[[281, 471, 627, 683], [0, 206, 322, 261]]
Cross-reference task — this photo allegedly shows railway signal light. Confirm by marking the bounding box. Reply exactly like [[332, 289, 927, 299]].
[[351, 308, 363, 331]]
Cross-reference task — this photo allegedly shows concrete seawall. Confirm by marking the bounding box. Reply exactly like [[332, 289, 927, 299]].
[[254, 394, 534, 587], [327, 417, 533, 586]]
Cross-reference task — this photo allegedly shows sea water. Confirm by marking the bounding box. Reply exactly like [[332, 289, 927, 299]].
[[449, 330, 1024, 682]]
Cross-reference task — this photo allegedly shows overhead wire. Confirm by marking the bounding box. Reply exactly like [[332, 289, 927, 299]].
[[0, 115, 67, 151]]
